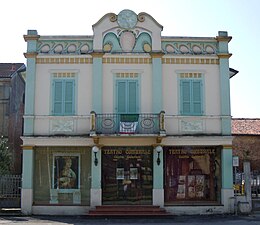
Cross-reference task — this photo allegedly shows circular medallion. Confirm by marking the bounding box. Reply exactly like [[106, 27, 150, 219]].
[[117, 9, 137, 29]]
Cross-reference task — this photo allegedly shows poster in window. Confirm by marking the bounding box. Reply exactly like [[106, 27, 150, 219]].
[[188, 175, 196, 198], [54, 156, 79, 189], [130, 168, 138, 179], [116, 168, 124, 180], [195, 175, 205, 198]]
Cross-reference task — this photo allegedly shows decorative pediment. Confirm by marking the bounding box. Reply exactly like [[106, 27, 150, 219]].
[[93, 9, 163, 52]]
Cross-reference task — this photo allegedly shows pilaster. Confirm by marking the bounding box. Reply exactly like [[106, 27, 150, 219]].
[[91, 52, 104, 113], [150, 52, 164, 113], [221, 145, 233, 189], [90, 146, 102, 207], [21, 146, 34, 215], [23, 30, 39, 135], [153, 146, 164, 206], [217, 31, 232, 135]]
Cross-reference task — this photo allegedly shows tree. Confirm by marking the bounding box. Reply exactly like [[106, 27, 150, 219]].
[[0, 136, 11, 175]]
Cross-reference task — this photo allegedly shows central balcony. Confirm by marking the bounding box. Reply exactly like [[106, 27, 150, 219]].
[[90, 111, 165, 136]]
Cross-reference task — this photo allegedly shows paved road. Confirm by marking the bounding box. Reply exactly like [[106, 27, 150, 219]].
[[0, 214, 260, 225]]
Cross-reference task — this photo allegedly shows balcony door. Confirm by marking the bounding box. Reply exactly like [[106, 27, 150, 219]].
[[116, 79, 139, 133], [116, 79, 139, 114]]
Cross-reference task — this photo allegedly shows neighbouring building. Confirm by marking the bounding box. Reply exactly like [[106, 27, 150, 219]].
[[0, 63, 25, 174], [232, 118, 260, 172], [22, 9, 236, 215]]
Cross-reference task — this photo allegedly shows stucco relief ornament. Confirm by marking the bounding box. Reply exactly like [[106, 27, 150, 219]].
[[117, 9, 137, 29]]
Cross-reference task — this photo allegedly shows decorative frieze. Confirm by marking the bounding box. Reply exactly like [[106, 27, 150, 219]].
[[103, 57, 152, 64], [181, 120, 204, 133], [36, 57, 92, 64], [162, 41, 218, 55], [51, 119, 74, 133], [162, 58, 219, 64]]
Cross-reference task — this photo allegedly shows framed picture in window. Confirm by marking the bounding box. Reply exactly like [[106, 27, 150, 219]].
[[53, 154, 80, 189]]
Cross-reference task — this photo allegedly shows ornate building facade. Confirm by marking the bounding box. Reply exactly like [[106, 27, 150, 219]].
[[22, 9, 234, 215]]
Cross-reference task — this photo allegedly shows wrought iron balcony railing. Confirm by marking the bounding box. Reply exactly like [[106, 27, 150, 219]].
[[90, 111, 165, 135]]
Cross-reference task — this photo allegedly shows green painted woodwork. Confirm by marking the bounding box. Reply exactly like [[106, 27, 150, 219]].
[[180, 79, 203, 115], [52, 79, 75, 115], [116, 79, 139, 114]]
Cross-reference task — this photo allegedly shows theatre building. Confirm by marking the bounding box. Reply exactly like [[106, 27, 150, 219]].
[[22, 9, 235, 215]]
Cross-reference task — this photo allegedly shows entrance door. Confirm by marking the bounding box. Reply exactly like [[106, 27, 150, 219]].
[[102, 147, 153, 205]]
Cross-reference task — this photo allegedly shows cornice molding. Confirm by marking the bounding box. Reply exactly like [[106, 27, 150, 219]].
[[90, 51, 105, 58], [217, 53, 232, 59], [149, 51, 165, 58], [216, 36, 232, 43], [23, 35, 40, 42], [222, 145, 232, 149], [23, 52, 38, 58], [22, 145, 35, 150], [24, 52, 38, 58]]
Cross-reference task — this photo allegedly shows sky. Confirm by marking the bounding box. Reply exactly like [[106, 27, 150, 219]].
[[1, 0, 259, 118]]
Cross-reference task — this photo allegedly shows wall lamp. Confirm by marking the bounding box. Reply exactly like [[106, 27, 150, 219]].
[[155, 145, 163, 166], [92, 146, 99, 166]]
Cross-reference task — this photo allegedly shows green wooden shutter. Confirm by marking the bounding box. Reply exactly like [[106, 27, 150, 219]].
[[64, 80, 75, 115], [192, 80, 202, 115], [117, 81, 127, 113], [53, 80, 63, 115], [181, 80, 191, 115], [128, 81, 137, 113]]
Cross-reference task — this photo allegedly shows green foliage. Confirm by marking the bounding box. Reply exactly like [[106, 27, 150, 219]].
[[0, 136, 11, 175]]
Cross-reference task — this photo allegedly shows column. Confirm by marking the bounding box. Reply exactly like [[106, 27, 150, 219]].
[[153, 146, 164, 206], [23, 30, 39, 135], [91, 52, 104, 114], [21, 146, 34, 215], [221, 145, 234, 213], [150, 52, 164, 113], [90, 146, 102, 207], [217, 31, 232, 135]]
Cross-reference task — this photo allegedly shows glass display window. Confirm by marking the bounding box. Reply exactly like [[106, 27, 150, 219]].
[[164, 146, 221, 204], [33, 147, 91, 205], [102, 146, 153, 205]]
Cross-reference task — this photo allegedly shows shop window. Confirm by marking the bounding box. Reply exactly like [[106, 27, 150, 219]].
[[33, 147, 91, 205], [102, 147, 153, 205], [164, 146, 221, 204]]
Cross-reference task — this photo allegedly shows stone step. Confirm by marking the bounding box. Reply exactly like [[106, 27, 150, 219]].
[[88, 205, 170, 216]]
